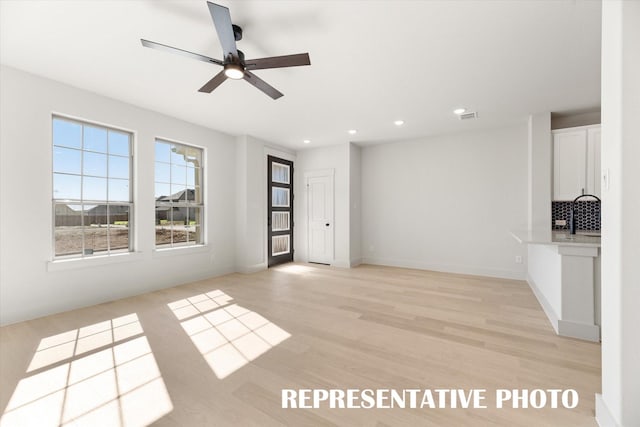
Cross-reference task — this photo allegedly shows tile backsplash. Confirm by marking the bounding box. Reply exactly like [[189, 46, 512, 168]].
[[552, 201, 601, 231]]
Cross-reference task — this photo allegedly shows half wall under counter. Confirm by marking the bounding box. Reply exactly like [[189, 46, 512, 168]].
[[511, 230, 601, 342]]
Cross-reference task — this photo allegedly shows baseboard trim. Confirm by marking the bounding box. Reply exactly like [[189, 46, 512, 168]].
[[350, 258, 362, 268], [526, 273, 560, 333], [361, 257, 526, 280], [558, 319, 600, 342], [595, 394, 619, 427], [331, 259, 351, 269]]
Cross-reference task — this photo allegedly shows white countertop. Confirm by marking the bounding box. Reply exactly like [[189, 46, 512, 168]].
[[510, 229, 601, 248]]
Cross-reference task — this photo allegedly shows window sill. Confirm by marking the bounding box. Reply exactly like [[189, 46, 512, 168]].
[[47, 252, 145, 272], [153, 244, 209, 258]]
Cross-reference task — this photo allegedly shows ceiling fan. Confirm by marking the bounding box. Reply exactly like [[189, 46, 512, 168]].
[[141, 1, 311, 100]]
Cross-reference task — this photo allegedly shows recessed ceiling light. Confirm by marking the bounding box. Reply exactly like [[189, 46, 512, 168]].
[[303, 139, 311, 144], [348, 129, 357, 135], [394, 120, 404, 126], [453, 108, 467, 115]]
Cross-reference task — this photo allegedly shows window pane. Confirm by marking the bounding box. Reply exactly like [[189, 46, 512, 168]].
[[155, 139, 204, 249], [272, 235, 290, 255], [185, 187, 201, 203], [108, 178, 130, 202], [171, 184, 186, 200], [83, 152, 107, 177], [155, 162, 170, 183], [108, 131, 129, 156], [109, 155, 129, 179], [272, 212, 289, 231], [83, 176, 107, 201], [54, 173, 81, 200], [272, 187, 289, 207], [170, 145, 187, 166], [171, 164, 187, 185], [53, 119, 82, 149], [186, 207, 202, 244], [155, 205, 172, 247], [54, 204, 83, 256], [171, 207, 188, 246], [84, 126, 107, 152], [83, 205, 108, 255], [53, 147, 82, 175], [184, 146, 202, 167], [52, 118, 133, 259], [186, 167, 200, 186], [108, 205, 130, 251], [155, 183, 170, 200], [155, 142, 171, 163], [272, 163, 289, 184]]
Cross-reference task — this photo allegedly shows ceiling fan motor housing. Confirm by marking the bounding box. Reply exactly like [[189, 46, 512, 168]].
[[232, 24, 243, 41]]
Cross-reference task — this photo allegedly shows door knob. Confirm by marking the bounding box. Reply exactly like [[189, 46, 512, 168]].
[[325, 223, 330, 227]]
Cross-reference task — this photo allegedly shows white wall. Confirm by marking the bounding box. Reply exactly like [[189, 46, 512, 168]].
[[235, 135, 265, 273], [528, 112, 552, 230], [294, 143, 350, 267], [235, 135, 294, 272], [349, 143, 362, 266], [0, 66, 237, 325], [361, 125, 528, 279], [597, 1, 640, 426]]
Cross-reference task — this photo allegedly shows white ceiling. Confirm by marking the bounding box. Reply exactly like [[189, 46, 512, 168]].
[[0, 0, 601, 149]]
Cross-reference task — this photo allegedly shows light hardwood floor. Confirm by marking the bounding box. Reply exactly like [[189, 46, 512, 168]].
[[0, 263, 601, 426]]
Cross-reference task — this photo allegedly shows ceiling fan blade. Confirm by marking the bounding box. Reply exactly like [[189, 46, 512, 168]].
[[198, 70, 228, 93], [207, 2, 238, 59], [245, 53, 311, 71], [243, 71, 283, 99], [140, 39, 223, 66]]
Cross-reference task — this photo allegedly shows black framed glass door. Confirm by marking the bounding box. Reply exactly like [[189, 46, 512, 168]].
[[268, 156, 293, 267]]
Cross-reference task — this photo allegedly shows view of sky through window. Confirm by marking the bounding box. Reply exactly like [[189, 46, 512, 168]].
[[53, 118, 130, 203]]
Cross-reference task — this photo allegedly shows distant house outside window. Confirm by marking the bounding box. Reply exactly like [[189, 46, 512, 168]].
[[52, 116, 133, 258], [154, 139, 204, 248]]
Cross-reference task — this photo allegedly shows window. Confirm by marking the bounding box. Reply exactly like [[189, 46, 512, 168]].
[[52, 117, 133, 258], [154, 140, 203, 248]]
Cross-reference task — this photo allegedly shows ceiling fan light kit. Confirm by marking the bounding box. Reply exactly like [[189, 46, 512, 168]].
[[224, 63, 244, 80], [141, 1, 311, 99]]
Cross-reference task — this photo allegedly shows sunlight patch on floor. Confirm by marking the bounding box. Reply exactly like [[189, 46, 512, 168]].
[[169, 292, 291, 379], [27, 313, 143, 372], [167, 289, 233, 320], [274, 264, 316, 275], [1, 315, 173, 427]]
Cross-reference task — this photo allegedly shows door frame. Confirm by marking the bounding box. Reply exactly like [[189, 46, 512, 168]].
[[268, 155, 294, 267], [304, 169, 335, 264]]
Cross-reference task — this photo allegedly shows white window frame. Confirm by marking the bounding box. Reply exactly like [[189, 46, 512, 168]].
[[154, 138, 205, 249], [51, 115, 134, 260]]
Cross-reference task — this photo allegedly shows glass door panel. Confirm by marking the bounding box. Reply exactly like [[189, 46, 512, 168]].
[[268, 156, 294, 267]]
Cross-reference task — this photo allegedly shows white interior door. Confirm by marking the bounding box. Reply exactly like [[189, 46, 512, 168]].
[[306, 172, 334, 264]]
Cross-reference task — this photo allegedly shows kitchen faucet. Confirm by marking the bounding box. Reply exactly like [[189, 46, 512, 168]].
[[569, 193, 601, 235]]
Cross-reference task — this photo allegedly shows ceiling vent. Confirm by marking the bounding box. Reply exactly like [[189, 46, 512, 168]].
[[459, 111, 478, 120]]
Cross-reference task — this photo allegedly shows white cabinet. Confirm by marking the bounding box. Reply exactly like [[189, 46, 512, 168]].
[[553, 125, 601, 200], [586, 127, 601, 197]]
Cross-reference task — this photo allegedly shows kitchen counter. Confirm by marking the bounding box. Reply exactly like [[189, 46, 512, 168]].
[[511, 228, 601, 342], [510, 229, 601, 247]]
